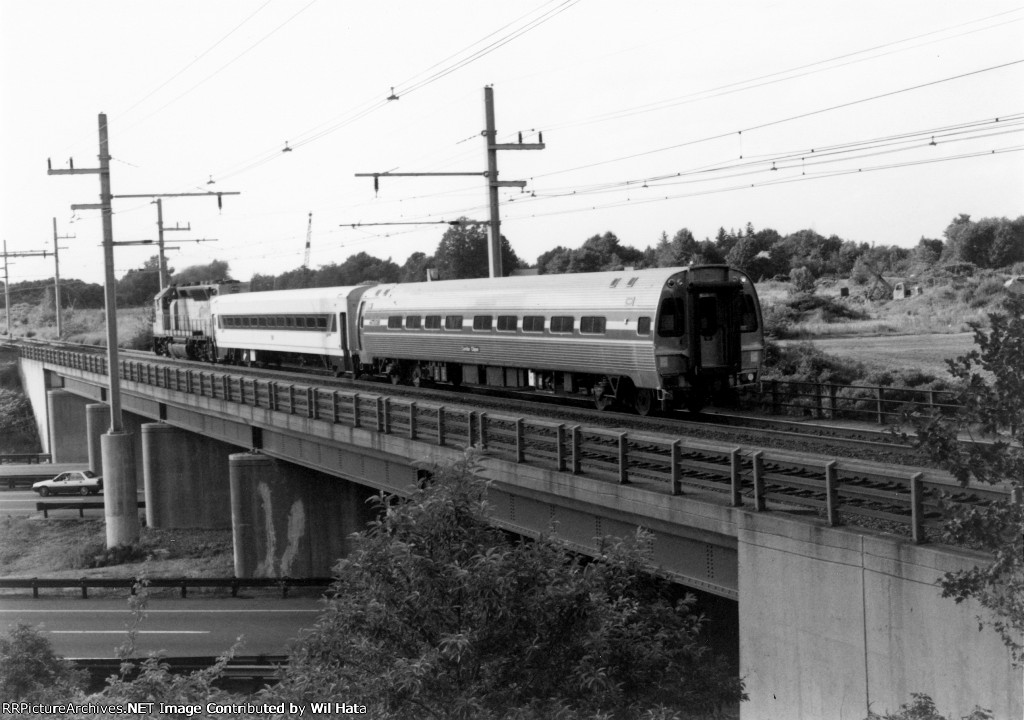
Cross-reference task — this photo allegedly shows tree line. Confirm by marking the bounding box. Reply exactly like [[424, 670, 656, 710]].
[[1, 213, 1020, 309]]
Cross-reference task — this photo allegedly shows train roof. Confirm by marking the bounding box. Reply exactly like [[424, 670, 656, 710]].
[[211, 285, 372, 313], [361, 266, 746, 313]]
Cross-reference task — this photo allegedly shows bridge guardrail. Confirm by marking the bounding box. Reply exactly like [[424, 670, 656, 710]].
[[0, 575, 332, 599], [18, 344, 1015, 545], [755, 379, 960, 424]]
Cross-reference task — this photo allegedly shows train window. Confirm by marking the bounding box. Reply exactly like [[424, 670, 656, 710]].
[[497, 315, 517, 332], [627, 277, 639, 287], [580, 316, 606, 334], [637, 316, 651, 335], [330, 315, 337, 332], [739, 294, 759, 332], [550, 316, 574, 333], [317, 317, 328, 329], [258, 317, 268, 327], [285, 317, 294, 328], [609, 278, 621, 288], [473, 315, 493, 331], [657, 298, 684, 337], [523, 316, 544, 333], [424, 315, 441, 330], [388, 316, 403, 329], [445, 315, 464, 330], [406, 315, 422, 330]]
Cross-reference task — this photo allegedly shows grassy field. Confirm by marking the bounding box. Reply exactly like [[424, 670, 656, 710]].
[[0, 516, 234, 583], [779, 332, 976, 378], [1, 303, 153, 349]]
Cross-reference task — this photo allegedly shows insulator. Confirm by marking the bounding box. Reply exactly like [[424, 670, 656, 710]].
[[217, 193, 223, 210], [518, 132, 523, 144], [538, 131, 543, 143]]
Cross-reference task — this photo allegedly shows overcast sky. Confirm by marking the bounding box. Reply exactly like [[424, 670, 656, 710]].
[[1, 0, 1021, 290]]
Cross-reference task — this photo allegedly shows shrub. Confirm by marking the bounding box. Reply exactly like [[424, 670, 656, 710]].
[[0, 624, 84, 702]]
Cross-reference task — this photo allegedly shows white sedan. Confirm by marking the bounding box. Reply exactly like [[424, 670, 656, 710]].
[[33, 470, 103, 497]]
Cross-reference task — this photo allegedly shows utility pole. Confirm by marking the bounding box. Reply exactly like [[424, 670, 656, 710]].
[[2, 240, 10, 336], [52, 218, 74, 338], [1, 241, 54, 335], [356, 85, 543, 278], [47, 113, 239, 548], [118, 192, 237, 290], [302, 212, 312, 270]]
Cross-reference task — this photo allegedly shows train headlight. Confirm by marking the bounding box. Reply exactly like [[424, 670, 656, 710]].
[[657, 355, 686, 374], [745, 350, 762, 365]]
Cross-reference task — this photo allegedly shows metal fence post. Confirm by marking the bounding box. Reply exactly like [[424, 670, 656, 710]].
[[571, 426, 581, 475], [730, 448, 742, 507], [670, 440, 682, 496], [825, 461, 840, 526], [617, 432, 628, 484], [752, 451, 765, 511], [556, 424, 566, 471], [910, 472, 925, 543], [876, 387, 884, 425], [437, 407, 446, 446], [515, 418, 525, 463]]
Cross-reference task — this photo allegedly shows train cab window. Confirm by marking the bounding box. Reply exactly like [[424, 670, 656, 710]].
[[523, 316, 544, 333], [580, 316, 606, 334], [473, 315, 493, 331], [550, 316, 574, 333], [497, 315, 517, 332], [406, 315, 422, 330], [424, 315, 441, 330], [445, 315, 464, 330], [637, 316, 651, 335], [388, 316, 403, 329], [739, 294, 758, 332], [657, 298, 684, 337]]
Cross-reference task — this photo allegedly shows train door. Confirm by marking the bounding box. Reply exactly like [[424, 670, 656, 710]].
[[690, 287, 740, 371]]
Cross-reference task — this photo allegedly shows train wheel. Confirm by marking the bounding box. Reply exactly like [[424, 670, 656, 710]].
[[633, 388, 656, 417]]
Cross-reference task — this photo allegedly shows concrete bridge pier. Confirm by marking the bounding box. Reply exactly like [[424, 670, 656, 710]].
[[101, 430, 140, 547], [141, 422, 233, 529], [46, 389, 91, 462], [86, 403, 108, 474], [228, 452, 376, 578]]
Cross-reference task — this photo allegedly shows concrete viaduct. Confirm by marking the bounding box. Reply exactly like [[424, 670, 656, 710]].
[[14, 345, 1021, 719]]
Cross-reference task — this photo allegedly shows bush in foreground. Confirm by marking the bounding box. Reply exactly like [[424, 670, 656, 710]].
[[271, 452, 745, 719]]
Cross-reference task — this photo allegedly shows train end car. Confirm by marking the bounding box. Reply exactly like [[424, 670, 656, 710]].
[[153, 280, 250, 361], [356, 264, 763, 414]]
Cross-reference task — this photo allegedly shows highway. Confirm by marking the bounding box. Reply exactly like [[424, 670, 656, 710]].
[[0, 597, 323, 658]]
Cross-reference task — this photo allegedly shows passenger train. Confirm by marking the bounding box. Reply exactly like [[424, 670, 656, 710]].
[[153, 265, 764, 414]]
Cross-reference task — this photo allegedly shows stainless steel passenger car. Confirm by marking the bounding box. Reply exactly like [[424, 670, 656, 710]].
[[356, 265, 763, 413]]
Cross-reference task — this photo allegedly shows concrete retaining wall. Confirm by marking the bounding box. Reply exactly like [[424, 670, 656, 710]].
[[738, 512, 1022, 720]]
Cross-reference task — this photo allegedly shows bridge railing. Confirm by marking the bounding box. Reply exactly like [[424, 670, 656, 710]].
[[0, 575, 331, 599], [18, 345, 1014, 545], [754, 379, 961, 424]]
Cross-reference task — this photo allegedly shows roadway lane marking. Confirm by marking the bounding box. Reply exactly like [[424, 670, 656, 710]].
[[50, 630, 210, 634]]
